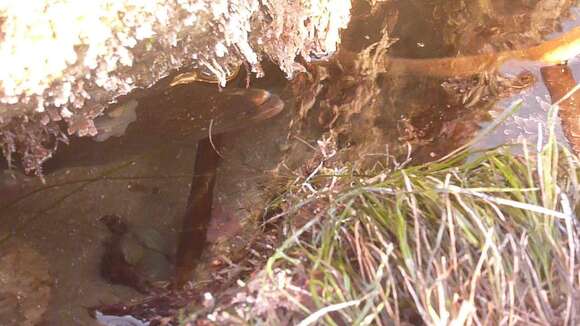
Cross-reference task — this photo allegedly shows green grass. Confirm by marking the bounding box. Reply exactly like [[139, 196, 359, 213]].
[[185, 106, 579, 325]]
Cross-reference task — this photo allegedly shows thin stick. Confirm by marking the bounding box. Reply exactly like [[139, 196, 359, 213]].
[[208, 119, 224, 159]]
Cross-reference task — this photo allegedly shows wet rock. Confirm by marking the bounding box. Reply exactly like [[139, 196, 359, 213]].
[[100, 215, 172, 293], [0, 0, 351, 174], [0, 241, 52, 325]]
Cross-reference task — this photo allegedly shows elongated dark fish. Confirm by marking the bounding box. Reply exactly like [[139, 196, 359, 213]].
[[173, 136, 221, 288], [115, 87, 284, 141], [45, 86, 284, 170]]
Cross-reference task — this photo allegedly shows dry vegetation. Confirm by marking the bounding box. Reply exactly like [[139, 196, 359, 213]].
[[187, 103, 580, 325]]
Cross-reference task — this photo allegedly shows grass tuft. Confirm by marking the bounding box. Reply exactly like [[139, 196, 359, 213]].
[[192, 109, 580, 325]]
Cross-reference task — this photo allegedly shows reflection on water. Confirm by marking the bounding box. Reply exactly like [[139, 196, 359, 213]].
[[296, 0, 579, 167], [0, 0, 579, 324]]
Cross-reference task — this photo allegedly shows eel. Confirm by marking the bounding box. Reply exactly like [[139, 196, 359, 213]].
[[104, 87, 284, 143], [96, 87, 284, 293], [46, 86, 284, 169], [86, 86, 285, 292], [173, 136, 222, 288], [172, 89, 284, 288]]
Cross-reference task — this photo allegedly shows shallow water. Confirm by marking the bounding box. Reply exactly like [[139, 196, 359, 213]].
[[1, 1, 579, 324]]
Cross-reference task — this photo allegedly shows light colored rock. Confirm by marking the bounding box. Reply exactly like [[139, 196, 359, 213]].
[[0, 241, 52, 325], [0, 0, 351, 173]]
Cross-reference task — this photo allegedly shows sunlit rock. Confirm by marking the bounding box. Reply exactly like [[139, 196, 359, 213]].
[[0, 0, 351, 174]]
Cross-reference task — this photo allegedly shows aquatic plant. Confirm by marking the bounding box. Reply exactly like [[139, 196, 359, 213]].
[[193, 104, 580, 325]]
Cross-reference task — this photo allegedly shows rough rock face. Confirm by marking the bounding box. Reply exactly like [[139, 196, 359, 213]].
[[0, 0, 351, 174], [0, 241, 52, 325]]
